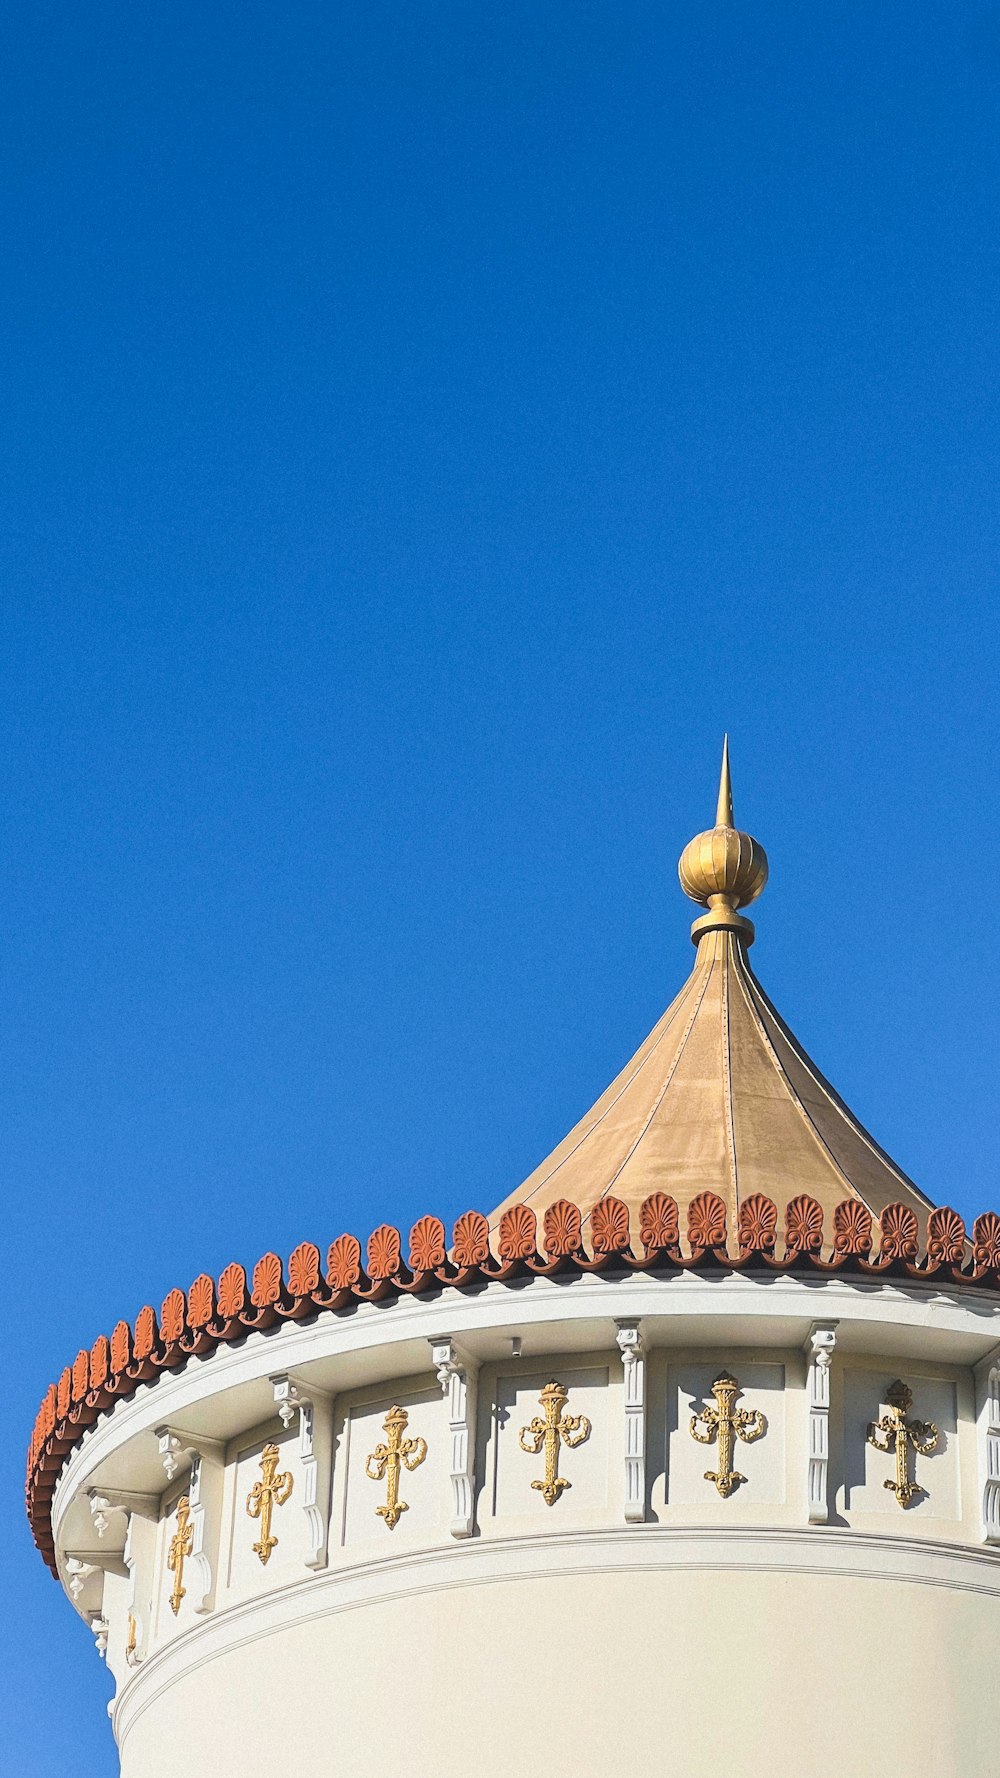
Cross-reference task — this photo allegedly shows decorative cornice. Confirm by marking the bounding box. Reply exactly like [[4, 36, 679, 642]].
[[26, 1192, 999, 1575]]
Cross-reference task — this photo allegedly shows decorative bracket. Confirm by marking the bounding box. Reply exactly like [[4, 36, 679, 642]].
[[153, 1427, 225, 1614], [62, 1549, 125, 1651], [429, 1337, 478, 1537], [86, 1487, 158, 1540], [65, 1555, 101, 1605], [153, 1426, 225, 1477], [269, 1374, 334, 1569], [155, 1428, 185, 1483], [615, 1320, 646, 1523], [975, 1344, 1000, 1545], [804, 1323, 838, 1524]]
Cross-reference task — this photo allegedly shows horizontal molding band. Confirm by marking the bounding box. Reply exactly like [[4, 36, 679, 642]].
[[53, 1270, 1000, 1549], [113, 1523, 1000, 1746]]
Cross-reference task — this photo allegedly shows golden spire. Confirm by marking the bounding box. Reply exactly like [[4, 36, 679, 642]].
[[716, 732, 734, 826], [678, 739, 768, 945], [488, 741, 933, 1237]]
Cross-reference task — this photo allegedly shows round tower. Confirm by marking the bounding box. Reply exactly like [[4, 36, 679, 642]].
[[27, 749, 1000, 1778]]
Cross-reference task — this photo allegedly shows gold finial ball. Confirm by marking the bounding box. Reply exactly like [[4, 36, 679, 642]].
[[678, 824, 768, 910]]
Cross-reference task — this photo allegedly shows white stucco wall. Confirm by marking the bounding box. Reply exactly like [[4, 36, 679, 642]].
[[115, 1532, 999, 1778]]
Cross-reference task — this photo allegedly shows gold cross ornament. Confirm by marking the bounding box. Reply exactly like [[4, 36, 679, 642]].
[[519, 1379, 592, 1506], [366, 1404, 428, 1529], [867, 1380, 938, 1507], [246, 1443, 294, 1563], [690, 1371, 767, 1498], [166, 1495, 194, 1616]]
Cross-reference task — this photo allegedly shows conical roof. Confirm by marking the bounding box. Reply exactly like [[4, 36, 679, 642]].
[[489, 744, 932, 1235]]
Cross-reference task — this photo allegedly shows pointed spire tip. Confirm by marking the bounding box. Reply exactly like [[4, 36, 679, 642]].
[[715, 734, 733, 828]]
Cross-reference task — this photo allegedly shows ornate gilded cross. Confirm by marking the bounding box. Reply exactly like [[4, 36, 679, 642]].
[[366, 1405, 427, 1529], [690, 1371, 767, 1498], [867, 1380, 939, 1507], [246, 1443, 294, 1563], [166, 1495, 193, 1616], [519, 1379, 592, 1506]]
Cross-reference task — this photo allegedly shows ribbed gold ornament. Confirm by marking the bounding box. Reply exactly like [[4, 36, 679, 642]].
[[677, 737, 768, 943]]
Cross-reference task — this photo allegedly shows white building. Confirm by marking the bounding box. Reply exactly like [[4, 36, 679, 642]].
[[28, 746, 1000, 1776]]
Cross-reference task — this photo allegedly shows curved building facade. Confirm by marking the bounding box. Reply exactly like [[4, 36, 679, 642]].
[[28, 747, 1000, 1777]]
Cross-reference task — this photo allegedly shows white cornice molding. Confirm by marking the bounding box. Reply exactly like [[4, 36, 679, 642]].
[[53, 1271, 1000, 1553]]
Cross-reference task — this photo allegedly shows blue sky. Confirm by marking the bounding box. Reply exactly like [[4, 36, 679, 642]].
[[4, 4, 999, 1770]]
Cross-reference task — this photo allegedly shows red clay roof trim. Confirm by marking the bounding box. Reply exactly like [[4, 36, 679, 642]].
[[26, 1192, 1000, 1576]]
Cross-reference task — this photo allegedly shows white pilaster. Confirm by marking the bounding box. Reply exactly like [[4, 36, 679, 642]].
[[616, 1320, 646, 1524], [83, 1485, 158, 1667], [974, 1344, 1000, 1545], [804, 1322, 838, 1524], [123, 1506, 156, 1666], [154, 1426, 225, 1613], [270, 1374, 335, 1569], [429, 1337, 478, 1537]]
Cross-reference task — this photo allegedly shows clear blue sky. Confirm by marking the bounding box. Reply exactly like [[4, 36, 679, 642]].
[[4, 4, 999, 1771]]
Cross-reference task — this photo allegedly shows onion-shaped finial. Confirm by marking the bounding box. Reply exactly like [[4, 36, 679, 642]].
[[678, 737, 768, 945]]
